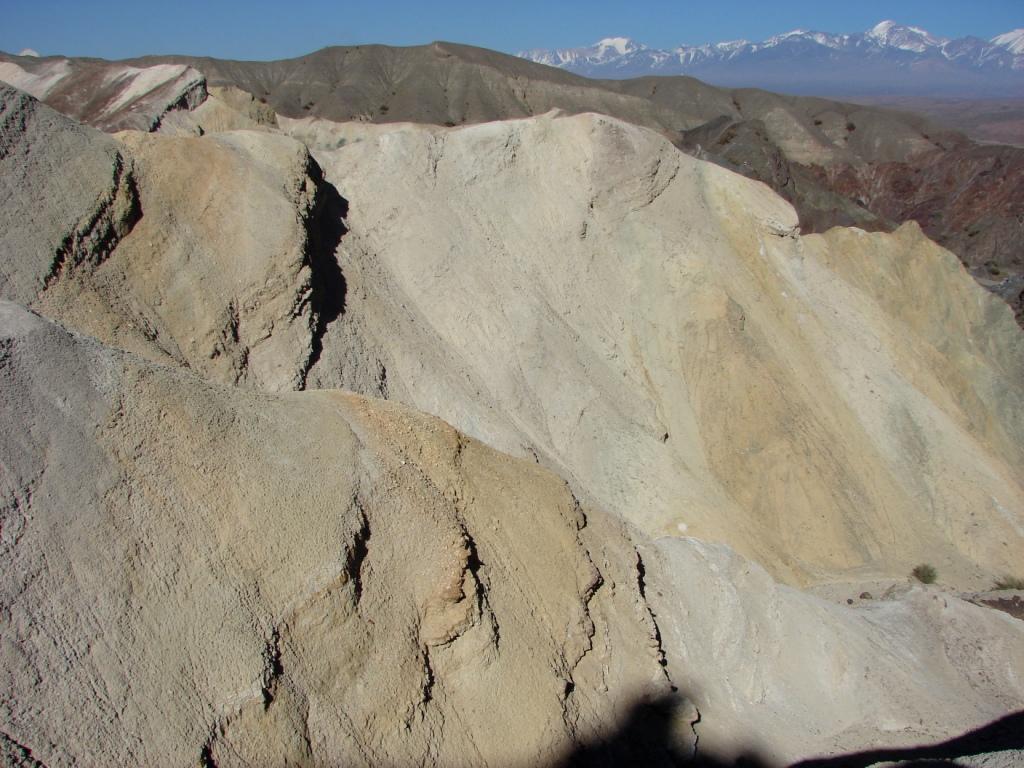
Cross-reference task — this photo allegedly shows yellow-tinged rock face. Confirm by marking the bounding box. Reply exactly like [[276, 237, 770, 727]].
[[33, 128, 323, 393]]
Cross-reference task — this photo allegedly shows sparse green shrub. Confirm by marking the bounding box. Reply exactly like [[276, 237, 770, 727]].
[[912, 564, 937, 584], [993, 576, 1024, 591]]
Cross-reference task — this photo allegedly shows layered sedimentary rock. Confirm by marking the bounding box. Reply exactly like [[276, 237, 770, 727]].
[[3, 82, 1021, 587], [2, 76, 1023, 765], [0, 53, 205, 131]]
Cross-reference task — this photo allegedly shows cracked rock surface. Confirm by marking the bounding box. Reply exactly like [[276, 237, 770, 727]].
[[1, 86, 334, 393], [0, 301, 686, 767], [2, 302, 1022, 765], [0, 84, 139, 305]]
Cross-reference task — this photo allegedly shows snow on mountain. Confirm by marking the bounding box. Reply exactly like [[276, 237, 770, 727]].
[[594, 37, 640, 57], [992, 29, 1024, 55], [517, 20, 1024, 93], [864, 20, 946, 52], [517, 36, 647, 70]]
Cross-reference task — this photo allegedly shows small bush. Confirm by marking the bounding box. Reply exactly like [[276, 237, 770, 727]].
[[994, 576, 1024, 591], [912, 564, 937, 584]]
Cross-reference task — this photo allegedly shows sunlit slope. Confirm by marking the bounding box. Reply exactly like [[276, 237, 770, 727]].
[[300, 113, 1024, 586]]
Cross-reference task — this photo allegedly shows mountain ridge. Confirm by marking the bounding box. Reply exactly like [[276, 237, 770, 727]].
[[2, 41, 1021, 320], [518, 20, 1024, 95]]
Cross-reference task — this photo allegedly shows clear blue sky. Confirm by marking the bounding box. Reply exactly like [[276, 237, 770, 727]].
[[2, 0, 1022, 60]]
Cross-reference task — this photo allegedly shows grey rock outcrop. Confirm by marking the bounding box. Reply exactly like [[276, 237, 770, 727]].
[[0, 84, 138, 304]]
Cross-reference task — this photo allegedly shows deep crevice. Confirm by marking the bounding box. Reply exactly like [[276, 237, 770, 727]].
[[636, 549, 669, 670], [421, 648, 436, 704], [0, 730, 48, 768], [345, 503, 371, 606], [44, 151, 142, 290], [199, 741, 217, 768], [260, 627, 284, 708], [462, 526, 500, 649], [300, 156, 350, 386]]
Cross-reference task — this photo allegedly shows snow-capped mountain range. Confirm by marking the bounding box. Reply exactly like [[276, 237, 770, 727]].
[[518, 21, 1024, 96]]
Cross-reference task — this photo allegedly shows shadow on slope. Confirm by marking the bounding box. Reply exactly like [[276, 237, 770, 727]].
[[303, 161, 349, 382], [554, 693, 768, 768], [791, 709, 1024, 767], [553, 694, 1023, 768]]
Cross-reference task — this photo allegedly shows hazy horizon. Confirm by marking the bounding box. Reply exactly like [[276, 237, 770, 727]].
[[2, 0, 1022, 62]]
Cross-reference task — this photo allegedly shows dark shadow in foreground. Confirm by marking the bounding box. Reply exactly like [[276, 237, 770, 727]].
[[553, 693, 1023, 768], [790, 709, 1024, 767], [554, 692, 769, 768]]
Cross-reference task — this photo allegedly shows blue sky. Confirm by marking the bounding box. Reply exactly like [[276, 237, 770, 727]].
[[2, 0, 1022, 60]]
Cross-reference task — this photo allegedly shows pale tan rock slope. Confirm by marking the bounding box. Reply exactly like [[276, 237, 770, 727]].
[[295, 113, 1024, 588], [645, 538, 1024, 764], [2, 85, 1024, 764], [3, 304, 1023, 766], [0, 301, 687, 767], [4, 83, 1022, 587]]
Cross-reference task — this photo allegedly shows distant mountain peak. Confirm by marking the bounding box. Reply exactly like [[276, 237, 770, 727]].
[[992, 28, 1024, 55], [870, 20, 898, 34], [517, 20, 1024, 96], [863, 19, 946, 51], [595, 37, 641, 55]]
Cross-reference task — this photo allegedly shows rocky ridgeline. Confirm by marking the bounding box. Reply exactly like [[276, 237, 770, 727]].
[[0, 70, 1023, 766], [26, 42, 1011, 320]]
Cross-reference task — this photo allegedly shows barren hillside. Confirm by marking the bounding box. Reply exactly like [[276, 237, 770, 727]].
[[4, 44, 1019, 318], [1, 64, 1022, 767]]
